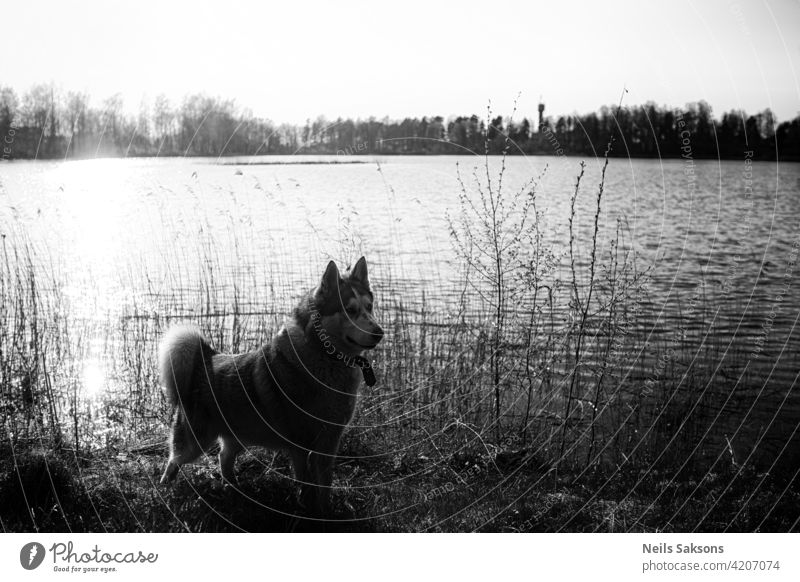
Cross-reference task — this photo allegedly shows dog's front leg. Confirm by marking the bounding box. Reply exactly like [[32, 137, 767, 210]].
[[290, 448, 316, 510], [306, 451, 335, 516], [219, 437, 243, 484]]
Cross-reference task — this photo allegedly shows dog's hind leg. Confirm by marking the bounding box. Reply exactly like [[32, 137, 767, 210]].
[[161, 459, 180, 484], [219, 437, 243, 484], [160, 411, 205, 484], [161, 446, 201, 484]]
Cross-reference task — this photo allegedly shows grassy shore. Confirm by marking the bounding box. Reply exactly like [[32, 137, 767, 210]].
[[2, 440, 797, 532]]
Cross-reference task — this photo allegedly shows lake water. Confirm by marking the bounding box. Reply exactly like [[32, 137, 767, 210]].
[[1, 154, 799, 470]]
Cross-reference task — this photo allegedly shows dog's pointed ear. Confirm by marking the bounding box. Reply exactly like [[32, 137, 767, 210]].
[[319, 260, 340, 296], [351, 256, 369, 287]]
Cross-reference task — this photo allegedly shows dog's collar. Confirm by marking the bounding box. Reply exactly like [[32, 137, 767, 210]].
[[308, 312, 378, 387], [320, 349, 377, 387], [272, 346, 376, 387]]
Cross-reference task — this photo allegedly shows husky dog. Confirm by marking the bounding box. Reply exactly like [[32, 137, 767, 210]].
[[158, 257, 383, 515]]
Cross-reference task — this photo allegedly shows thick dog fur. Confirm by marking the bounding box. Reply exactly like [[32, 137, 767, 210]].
[[158, 257, 383, 515]]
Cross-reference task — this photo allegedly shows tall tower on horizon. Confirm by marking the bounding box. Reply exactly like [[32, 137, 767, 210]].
[[538, 99, 545, 131]]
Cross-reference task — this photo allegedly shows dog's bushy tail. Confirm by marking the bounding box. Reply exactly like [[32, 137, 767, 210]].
[[158, 325, 215, 408]]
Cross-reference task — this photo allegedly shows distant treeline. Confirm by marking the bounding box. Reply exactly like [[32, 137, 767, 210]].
[[1, 84, 798, 161]]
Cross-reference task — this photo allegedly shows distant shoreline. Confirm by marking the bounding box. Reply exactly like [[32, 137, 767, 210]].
[[2, 152, 798, 163], [3, 92, 798, 163]]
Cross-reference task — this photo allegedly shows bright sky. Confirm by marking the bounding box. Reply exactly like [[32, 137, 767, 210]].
[[2, 0, 799, 123]]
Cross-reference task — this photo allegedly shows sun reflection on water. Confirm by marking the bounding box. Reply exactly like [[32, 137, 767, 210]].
[[54, 158, 133, 317], [82, 359, 106, 397]]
